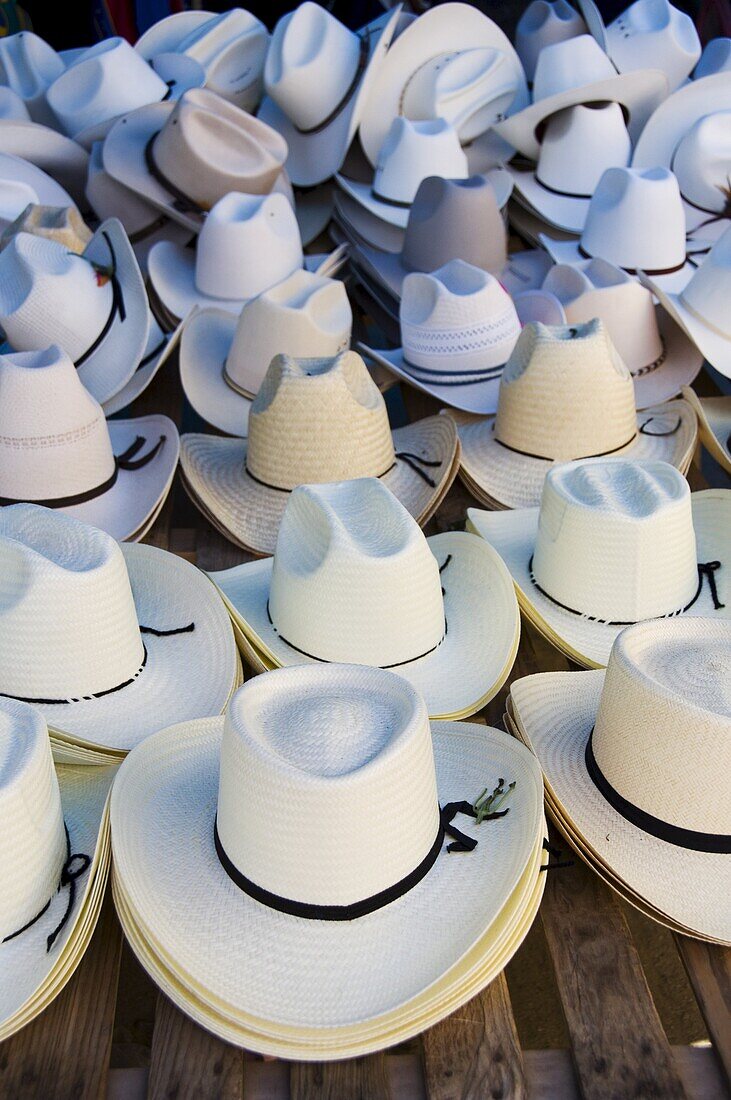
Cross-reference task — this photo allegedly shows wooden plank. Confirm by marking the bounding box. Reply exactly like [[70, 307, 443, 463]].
[[675, 937, 731, 1088], [0, 891, 123, 1100], [290, 1054, 392, 1100], [421, 973, 528, 1100], [147, 993, 244, 1100]]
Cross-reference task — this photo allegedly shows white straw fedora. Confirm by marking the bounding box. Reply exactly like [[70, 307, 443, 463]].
[[0, 346, 179, 542], [515, 0, 586, 83], [209, 478, 519, 719], [605, 0, 701, 92], [110, 664, 544, 1050], [180, 270, 352, 437], [0, 31, 64, 125], [468, 459, 730, 668], [0, 151, 75, 231], [694, 37, 731, 78], [541, 258, 703, 406], [0, 697, 114, 1039], [448, 321, 697, 510], [0, 504, 239, 757], [259, 5, 402, 188], [681, 387, 731, 475], [0, 217, 149, 406], [494, 34, 667, 162], [510, 616, 731, 943], [179, 350, 459, 556]]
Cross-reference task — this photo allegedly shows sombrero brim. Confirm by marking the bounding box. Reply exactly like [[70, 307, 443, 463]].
[[467, 489, 730, 668], [640, 272, 731, 380], [510, 669, 731, 943], [0, 151, 74, 228], [681, 388, 731, 475], [179, 416, 460, 556], [0, 121, 89, 205], [335, 167, 512, 230], [101, 314, 179, 417], [179, 309, 251, 437], [540, 233, 706, 297]]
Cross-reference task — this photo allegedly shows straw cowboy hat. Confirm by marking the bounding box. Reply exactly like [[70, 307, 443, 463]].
[[110, 663, 545, 1055], [0, 697, 114, 1040], [258, 4, 402, 188], [447, 321, 698, 511], [0, 346, 179, 542], [694, 37, 731, 79], [0, 115, 88, 207], [180, 270, 352, 437], [540, 258, 703, 406], [632, 74, 731, 248], [605, 0, 701, 92], [515, 0, 586, 83], [494, 34, 667, 162], [0, 504, 240, 758], [359, 3, 528, 169], [102, 88, 290, 234], [180, 350, 460, 556], [510, 616, 731, 943], [681, 387, 731, 475], [468, 459, 730, 669], [0, 31, 64, 125], [0, 152, 75, 231], [210, 477, 519, 719]]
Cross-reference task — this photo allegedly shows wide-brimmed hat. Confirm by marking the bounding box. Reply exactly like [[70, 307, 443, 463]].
[[0, 118, 88, 206], [0, 151, 75, 230], [468, 459, 729, 668], [605, 0, 701, 92], [0, 346, 179, 542], [180, 350, 459, 556], [0, 697, 114, 1040], [694, 37, 731, 79], [0, 31, 64, 125], [510, 617, 731, 943], [515, 0, 586, 82], [541, 258, 703, 406], [681, 387, 731, 475], [494, 34, 667, 162], [210, 478, 519, 719], [448, 320, 697, 509], [180, 269, 352, 437], [110, 663, 545, 1055], [0, 504, 240, 760]]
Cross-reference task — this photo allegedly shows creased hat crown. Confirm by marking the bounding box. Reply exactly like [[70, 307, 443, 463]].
[[607, 0, 700, 91], [672, 111, 731, 213], [402, 175, 507, 276], [694, 38, 731, 79], [516, 0, 586, 82], [536, 103, 631, 197], [676, 224, 731, 338], [0, 32, 64, 123], [1, 203, 93, 254], [532, 34, 616, 101], [373, 117, 468, 206], [176, 9, 269, 109]]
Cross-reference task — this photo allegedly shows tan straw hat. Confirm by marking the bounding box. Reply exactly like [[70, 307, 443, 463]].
[[681, 387, 731, 475]]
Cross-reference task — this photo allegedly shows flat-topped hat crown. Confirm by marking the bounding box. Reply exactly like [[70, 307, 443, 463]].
[[401, 175, 507, 277], [216, 664, 440, 910], [0, 32, 64, 124], [607, 0, 700, 92], [373, 118, 468, 208], [535, 102, 631, 199], [516, 0, 586, 82]]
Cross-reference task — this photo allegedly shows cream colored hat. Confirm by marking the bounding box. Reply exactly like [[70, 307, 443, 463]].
[[510, 617, 731, 942], [360, 260, 522, 415], [180, 350, 459, 556], [0, 504, 239, 758], [180, 270, 352, 437], [468, 459, 730, 668], [0, 31, 64, 125], [681, 387, 731, 475], [0, 151, 75, 231], [448, 321, 697, 510], [515, 0, 586, 82], [1, 202, 92, 253], [209, 478, 519, 719], [110, 664, 544, 1053], [606, 0, 701, 92], [541, 258, 703, 406], [0, 346, 179, 542], [0, 696, 114, 1040], [101, 88, 289, 233]]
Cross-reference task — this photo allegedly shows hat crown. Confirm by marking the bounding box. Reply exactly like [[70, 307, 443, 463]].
[[216, 665, 440, 907], [0, 504, 144, 700], [694, 37, 731, 79], [2, 202, 93, 254], [537, 103, 631, 196], [672, 111, 731, 212], [402, 175, 507, 276], [374, 118, 469, 206], [679, 225, 731, 338], [0, 86, 31, 121], [0, 32, 64, 103], [177, 10, 269, 109], [0, 698, 66, 939], [581, 166, 687, 271], [268, 479, 445, 666], [516, 0, 587, 81], [401, 48, 518, 142], [607, 0, 700, 90], [532, 34, 617, 101], [532, 459, 699, 621], [593, 618, 731, 834]]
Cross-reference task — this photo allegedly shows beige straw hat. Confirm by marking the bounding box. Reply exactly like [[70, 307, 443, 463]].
[[179, 350, 460, 556], [510, 617, 731, 943], [447, 320, 697, 510], [209, 478, 519, 720], [681, 387, 731, 475], [0, 151, 75, 231], [468, 459, 730, 668]]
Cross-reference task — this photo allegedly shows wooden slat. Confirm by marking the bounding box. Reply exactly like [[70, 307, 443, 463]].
[[290, 1054, 392, 1099], [0, 892, 123, 1100], [147, 993, 244, 1100], [675, 937, 731, 1088]]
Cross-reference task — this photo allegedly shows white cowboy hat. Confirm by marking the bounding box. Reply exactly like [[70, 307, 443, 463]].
[[468, 458, 730, 668], [0, 697, 114, 1040], [0, 85, 30, 119], [541, 258, 703, 406], [605, 0, 701, 92], [0, 31, 64, 126], [494, 34, 667, 162], [180, 270, 352, 437], [447, 321, 698, 511], [0, 504, 240, 759], [101, 313, 179, 418], [110, 663, 545, 1054], [0, 346, 179, 542], [515, 0, 586, 82], [332, 189, 406, 253], [0, 119, 88, 206], [294, 182, 334, 247], [258, 5, 402, 188], [0, 151, 74, 231], [510, 616, 731, 943], [694, 37, 731, 78], [681, 386, 731, 475], [180, 350, 460, 556]]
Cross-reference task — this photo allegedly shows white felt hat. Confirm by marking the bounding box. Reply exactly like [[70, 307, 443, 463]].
[[694, 37, 731, 79], [180, 270, 352, 437], [606, 0, 701, 93], [510, 616, 731, 943], [0, 151, 75, 231], [681, 387, 731, 476], [0, 85, 30, 120], [0, 118, 88, 207], [515, 0, 587, 82], [0, 31, 64, 126], [468, 459, 730, 668], [179, 350, 459, 556]]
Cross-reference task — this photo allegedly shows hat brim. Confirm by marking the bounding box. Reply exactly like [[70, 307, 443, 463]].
[[360, 345, 503, 416], [681, 388, 731, 474], [632, 73, 731, 169], [467, 488, 730, 668], [0, 151, 74, 229], [0, 121, 89, 205], [640, 272, 731, 380], [179, 309, 252, 437], [540, 233, 705, 296], [335, 167, 512, 230], [101, 314, 179, 417], [510, 669, 731, 943], [179, 416, 460, 556], [135, 10, 215, 57], [509, 167, 591, 234], [332, 191, 405, 252]]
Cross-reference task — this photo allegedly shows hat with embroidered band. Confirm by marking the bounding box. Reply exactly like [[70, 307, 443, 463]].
[[0, 32, 64, 126], [540, 259, 703, 406], [694, 38, 731, 79], [180, 350, 459, 556], [446, 321, 697, 511], [605, 0, 701, 93], [516, 0, 586, 83], [510, 616, 731, 943], [0, 504, 239, 760], [468, 459, 729, 669], [681, 388, 731, 476], [0, 696, 114, 1041], [180, 270, 352, 437], [0, 152, 75, 232]]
